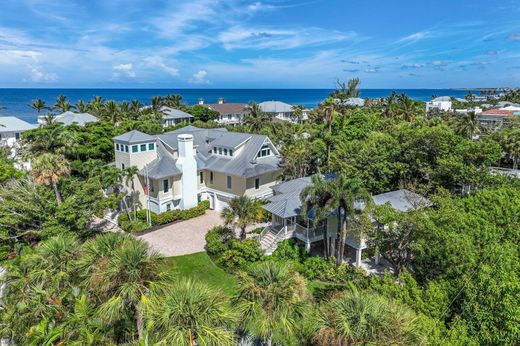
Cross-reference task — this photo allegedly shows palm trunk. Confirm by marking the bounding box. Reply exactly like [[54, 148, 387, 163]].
[[323, 226, 329, 258], [335, 208, 342, 263], [267, 332, 273, 346], [513, 155, 518, 170], [52, 181, 62, 205], [136, 304, 144, 340], [339, 216, 348, 264]]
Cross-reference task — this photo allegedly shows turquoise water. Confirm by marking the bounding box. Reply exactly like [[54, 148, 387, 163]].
[[0, 88, 476, 123]]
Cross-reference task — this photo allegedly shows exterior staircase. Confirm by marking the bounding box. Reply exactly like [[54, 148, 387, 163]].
[[258, 226, 295, 255]]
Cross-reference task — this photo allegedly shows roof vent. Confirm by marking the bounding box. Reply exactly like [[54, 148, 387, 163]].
[[218, 97, 225, 104], [198, 98, 204, 105]]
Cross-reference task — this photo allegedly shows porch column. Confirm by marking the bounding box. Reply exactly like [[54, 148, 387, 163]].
[[375, 246, 380, 265], [355, 248, 362, 267], [305, 241, 311, 253]]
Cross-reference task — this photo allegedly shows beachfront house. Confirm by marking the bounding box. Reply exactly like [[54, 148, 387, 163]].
[[426, 96, 452, 113], [0, 116, 36, 147], [259, 101, 308, 123], [37, 111, 98, 126], [199, 98, 249, 126], [478, 108, 519, 131], [160, 107, 193, 127], [260, 176, 431, 268], [113, 125, 282, 213]]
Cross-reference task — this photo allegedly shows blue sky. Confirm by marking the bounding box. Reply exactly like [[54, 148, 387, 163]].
[[0, 0, 519, 88]]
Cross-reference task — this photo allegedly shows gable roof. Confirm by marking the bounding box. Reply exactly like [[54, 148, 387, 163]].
[[0, 116, 36, 132], [371, 189, 432, 211], [54, 111, 98, 126], [202, 103, 249, 115], [158, 126, 281, 177], [160, 107, 194, 120], [259, 101, 293, 113], [140, 142, 181, 179], [113, 130, 156, 143]]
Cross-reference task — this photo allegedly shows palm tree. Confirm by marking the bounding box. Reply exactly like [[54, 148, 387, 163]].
[[130, 99, 142, 119], [236, 261, 309, 346], [102, 100, 120, 123], [301, 175, 368, 264], [30, 99, 48, 114], [32, 153, 70, 204], [243, 101, 271, 132], [123, 165, 140, 221], [395, 93, 416, 122], [151, 96, 164, 112], [145, 279, 238, 345], [79, 233, 168, 341], [383, 91, 397, 119], [454, 111, 481, 139], [88, 96, 104, 116], [54, 94, 74, 113], [221, 196, 258, 240], [164, 94, 183, 108], [292, 104, 305, 123], [502, 128, 520, 169], [75, 99, 89, 113], [310, 286, 424, 345], [318, 97, 339, 166]]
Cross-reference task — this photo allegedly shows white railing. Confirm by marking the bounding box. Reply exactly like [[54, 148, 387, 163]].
[[264, 226, 288, 254], [257, 225, 273, 243]]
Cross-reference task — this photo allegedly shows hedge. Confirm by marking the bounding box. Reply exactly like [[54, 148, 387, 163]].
[[118, 200, 210, 233]]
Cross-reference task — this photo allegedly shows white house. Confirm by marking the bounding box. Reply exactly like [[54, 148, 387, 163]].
[[113, 125, 283, 213], [37, 111, 98, 126], [259, 101, 309, 123], [200, 98, 249, 126], [0, 116, 36, 147], [260, 176, 431, 268], [426, 96, 452, 113], [160, 107, 194, 127]]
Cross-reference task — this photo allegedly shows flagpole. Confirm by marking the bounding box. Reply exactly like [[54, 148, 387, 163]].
[[145, 164, 151, 227]]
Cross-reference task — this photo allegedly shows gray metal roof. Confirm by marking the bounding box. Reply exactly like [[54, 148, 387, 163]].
[[263, 176, 431, 218], [113, 130, 156, 144], [161, 107, 194, 120], [55, 111, 98, 126], [344, 98, 365, 106], [140, 142, 181, 179], [158, 126, 281, 178], [259, 101, 293, 113], [371, 189, 432, 211], [0, 116, 36, 132]]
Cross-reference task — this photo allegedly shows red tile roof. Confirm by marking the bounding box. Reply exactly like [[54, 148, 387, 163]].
[[480, 109, 515, 117]]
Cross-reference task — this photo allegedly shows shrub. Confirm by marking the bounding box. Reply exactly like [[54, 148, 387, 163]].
[[218, 239, 264, 270], [300, 256, 366, 283], [271, 239, 308, 262], [205, 226, 235, 258], [301, 256, 330, 280]]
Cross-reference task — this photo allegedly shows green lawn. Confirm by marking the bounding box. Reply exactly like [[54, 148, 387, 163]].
[[162, 252, 238, 296]]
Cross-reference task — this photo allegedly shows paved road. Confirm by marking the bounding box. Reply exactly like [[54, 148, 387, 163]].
[[137, 210, 224, 257]]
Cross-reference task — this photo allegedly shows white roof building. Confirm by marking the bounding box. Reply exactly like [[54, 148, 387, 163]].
[[259, 101, 308, 123], [0, 116, 36, 147], [38, 111, 98, 126]]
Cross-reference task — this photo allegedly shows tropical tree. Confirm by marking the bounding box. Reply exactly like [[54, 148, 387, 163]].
[[54, 94, 74, 113], [395, 93, 417, 122], [454, 111, 481, 139], [292, 104, 305, 123], [87, 96, 104, 116], [75, 99, 89, 113], [500, 128, 520, 169], [164, 94, 183, 108], [31, 153, 70, 204], [145, 279, 238, 345], [317, 97, 339, 166], [79, 233, 169, 341], [309, 285, 425, 345], [243, 101, 271, 132], [151, 96, 164, 112], [221, 196, 258, 240], [23, 123, 77, 155], [236, 261, 309, 346], [102, 100, 120, 123], [31, 99, 49, 113]]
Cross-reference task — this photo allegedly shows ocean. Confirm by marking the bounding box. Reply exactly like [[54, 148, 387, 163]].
[[0, 88, 476, 123]]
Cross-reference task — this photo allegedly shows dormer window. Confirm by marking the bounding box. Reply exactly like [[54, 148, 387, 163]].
[[257, 144, 271, 158], [218, 148, 222, 155], [224, 148, 228, 155], [149, 143, 155, 150], [116, 143, 120, 151], [140, 144, 147, 151], [132, 145, 138, 153], [214, 147, 217, 153], [229, 149, 233, 156]]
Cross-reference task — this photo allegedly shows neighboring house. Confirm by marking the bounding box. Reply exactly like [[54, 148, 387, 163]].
[[260, 176, 431, 267], [0, 116, 36, 147], [199, 98, 249, 125], [478, 108, 519, 131], [426, 96, 452, 113], [160, 107, 193, 127], [343, 97, 365, 107], [259, 101, 309, 123], [113, 125, 282, 213], [37, 111, 98, 126]]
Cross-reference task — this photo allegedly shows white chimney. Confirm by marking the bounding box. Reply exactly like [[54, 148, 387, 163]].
[[176, 134, 198, 209], [198, 98, 204, 105], [218, 97, 225, 104]]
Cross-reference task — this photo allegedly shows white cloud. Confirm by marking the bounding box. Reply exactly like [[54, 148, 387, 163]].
[[113, 63, 136, 77], [218, 26, 354, 50], [190, 70, 210, 84], [396, 31, 431, 44], [143, 56, 179, 76], [28, 65, 57, 82]]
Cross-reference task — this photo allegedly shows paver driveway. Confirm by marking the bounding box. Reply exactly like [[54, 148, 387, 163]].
[[137, 210, 223, 257]]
